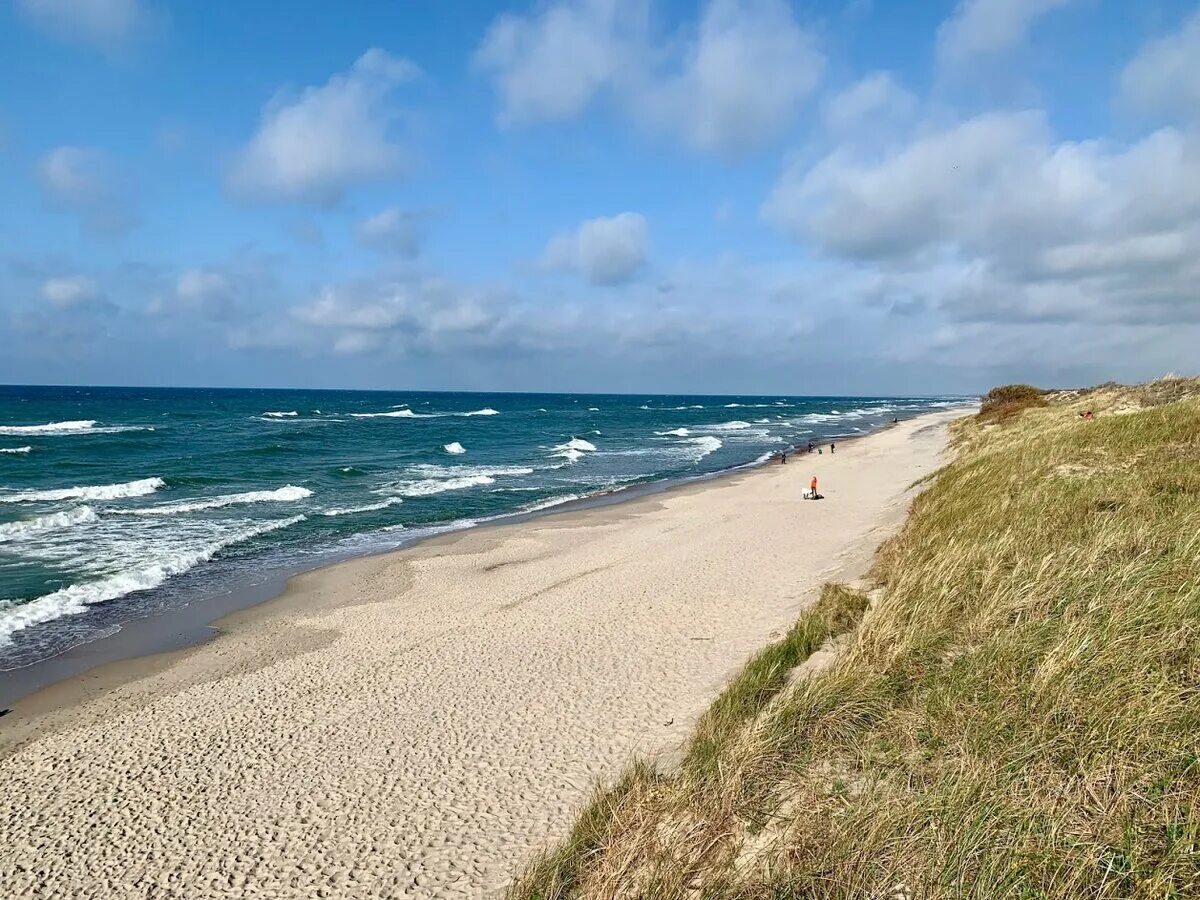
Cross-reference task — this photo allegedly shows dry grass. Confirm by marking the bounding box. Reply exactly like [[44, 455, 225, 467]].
[[511, 379, 1200, 900]]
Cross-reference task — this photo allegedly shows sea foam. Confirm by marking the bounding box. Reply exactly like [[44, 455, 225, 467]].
[[0, 506, 99, 541], [119, 485, 312, 516], [444, 442, 467, 454], [0, 515, 305, 645], [0, 477, 166, 504], [1, 446, 33, 454]]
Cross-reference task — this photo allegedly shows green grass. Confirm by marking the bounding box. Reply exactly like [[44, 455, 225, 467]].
[[510, 379, 1200, 899]]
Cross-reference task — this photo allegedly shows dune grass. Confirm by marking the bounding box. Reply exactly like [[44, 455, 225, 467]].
[[510, 378, 1200, 899]]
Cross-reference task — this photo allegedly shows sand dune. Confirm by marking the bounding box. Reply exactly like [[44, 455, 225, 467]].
[[0, 410, 958, 898]]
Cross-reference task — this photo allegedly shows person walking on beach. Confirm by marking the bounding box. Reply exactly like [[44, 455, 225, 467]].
[[830, 442, 836, 454], [810, 475, 818, 498]]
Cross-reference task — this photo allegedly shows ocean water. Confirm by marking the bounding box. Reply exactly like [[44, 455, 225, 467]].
[[0, 386, 965, 669]]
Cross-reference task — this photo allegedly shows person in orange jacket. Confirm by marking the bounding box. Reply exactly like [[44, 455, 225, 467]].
[[810, 475, 818, 498]]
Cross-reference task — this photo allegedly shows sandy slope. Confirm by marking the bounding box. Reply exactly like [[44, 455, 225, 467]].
[[0, 410, 959, 899]]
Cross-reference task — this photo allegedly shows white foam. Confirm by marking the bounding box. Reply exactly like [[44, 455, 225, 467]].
[[0, 477, 165, 504], [444, 442, 467, 455], [521, 493, 585, 513], [352, 407, 499, 419], [263, 411, 298, 418], [553, 438, 597, 453], [0, 516, 305, 645], [0, 506, 99, 542], [406, 464, 535, 479], [352, 409, 423, 418], [0, 420, 150, 435], [705, 421, 752, 431], [657, 428, 690, 437], [0, 420, 95, 435], [686, 436, 723, 459], [1, 446, 33, 454], [393, 474, 497, 497], [321, 497, 403, 517], [118, 485, 312, 516], [553, 449, 585, 463], [587, 407, 599, 411]]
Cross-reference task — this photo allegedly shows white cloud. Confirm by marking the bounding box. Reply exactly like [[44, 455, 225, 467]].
[[40, 275, 106, 309], [541, 213, 648, 285], [762, 108, 1200, 327], [228, 49, 419, 203], [936, 0, 1071, 73], [37, 146, 137, 236], [16, 0, 153, 51], [822, 72, 916, 134], [176, 269, 227, 300], [632, 0, 824, 158], [356, 207, 422, 257], [475, 0, 822, 159], [474, 0, 645, 124], [1118, 9, 1200, 124]]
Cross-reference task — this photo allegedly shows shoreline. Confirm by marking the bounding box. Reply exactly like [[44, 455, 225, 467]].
[[0, 412, 948, 712], [0, 408, 963, 899]]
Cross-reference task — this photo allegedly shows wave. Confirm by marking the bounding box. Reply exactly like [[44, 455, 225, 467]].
[[444, 442, 466, 455], [321, 497, 403, 517], [685, 436, 723, 459], [1, 446, 32, 454], [0, 477, 165, 504], [407, 464, 535, 479], [0, 516, 306, 646], [704, 421, 753, 431], [587, 407, 599, 411], [392, 474, 498, 497], [351, 407, 499, 420], [554, 438, 597, 453], [656, 428, 690, 437], [118, 485, 312, 517], [0, 506, 98, 542], [263, 411, 298, 418], [0, 420, 151, 436]]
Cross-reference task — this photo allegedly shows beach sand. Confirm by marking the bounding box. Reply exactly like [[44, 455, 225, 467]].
[[0, 410, 959, 898]]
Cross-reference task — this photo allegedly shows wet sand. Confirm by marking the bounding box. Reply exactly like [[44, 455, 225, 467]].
[[0, 409, 960, 898]]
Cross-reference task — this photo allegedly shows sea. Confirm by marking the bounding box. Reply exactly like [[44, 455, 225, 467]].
[[0, 386, 967, 671]]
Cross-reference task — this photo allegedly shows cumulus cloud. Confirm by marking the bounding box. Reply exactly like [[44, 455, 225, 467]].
[[762, 106, 1200, 328], [936, 0, 1071, 74], [356, 207, 423, 257], [475, 0, 822, 159], [40, 275, 112, 312], [474, 0, 646, 124], [822, 72, 916, 135], [1118, 9, 1200, 124], [37, 146, 138, 236], [541, 212, 648, 285], [228, 49, 420, 203], [16, 0, 155, 51]]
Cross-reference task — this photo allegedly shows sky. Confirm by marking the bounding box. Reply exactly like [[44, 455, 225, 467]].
[[1, 0, 1198, 396]]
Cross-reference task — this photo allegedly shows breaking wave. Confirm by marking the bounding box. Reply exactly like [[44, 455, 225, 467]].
[[1, 446, 33, 454], [118, 485, 313, 516], [0, 516, 306, 646], [0, 506, 99, 541], [0, 477, 166, 504]]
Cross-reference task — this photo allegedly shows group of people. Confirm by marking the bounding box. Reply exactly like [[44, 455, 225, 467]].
[[778, 440, 835, 465]]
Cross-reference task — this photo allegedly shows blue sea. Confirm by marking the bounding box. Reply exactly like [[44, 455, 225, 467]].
[[0, 386, 965, 669]]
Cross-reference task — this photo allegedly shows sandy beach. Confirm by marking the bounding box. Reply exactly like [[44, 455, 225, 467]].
[[0, 410, 959, 898]]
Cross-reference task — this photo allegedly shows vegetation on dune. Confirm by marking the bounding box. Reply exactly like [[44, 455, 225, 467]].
[[977, 383, 1047, 423], [511, 377, 1200, 900]]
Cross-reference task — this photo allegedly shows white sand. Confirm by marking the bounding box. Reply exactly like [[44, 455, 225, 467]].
[[0, 411, 958, 898]]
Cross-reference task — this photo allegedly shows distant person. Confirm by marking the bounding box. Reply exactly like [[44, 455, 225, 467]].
[[779, 451, 787, 465], [810, 475, 818, 498], [806, 441, 814, 454], [830, 442, 836, 454]]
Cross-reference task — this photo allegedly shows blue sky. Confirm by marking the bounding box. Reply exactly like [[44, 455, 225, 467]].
[[1, 0, 1198, 395]]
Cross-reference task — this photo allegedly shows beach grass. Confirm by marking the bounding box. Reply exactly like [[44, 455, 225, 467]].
[[509, 377, 1200, 899]]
